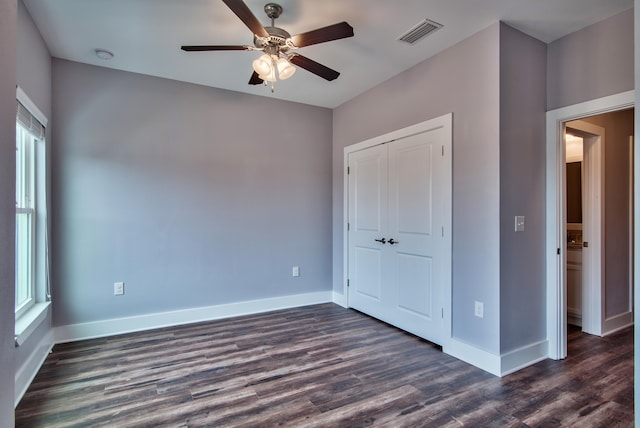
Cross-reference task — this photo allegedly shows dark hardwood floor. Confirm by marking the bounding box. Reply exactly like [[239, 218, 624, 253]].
[[15, 304, 633, 427]]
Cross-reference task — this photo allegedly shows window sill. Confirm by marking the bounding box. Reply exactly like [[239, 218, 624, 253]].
[[15, 302, 51, 347]]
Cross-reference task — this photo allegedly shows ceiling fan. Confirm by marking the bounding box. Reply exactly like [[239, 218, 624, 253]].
[[181, 0, 354, 90]]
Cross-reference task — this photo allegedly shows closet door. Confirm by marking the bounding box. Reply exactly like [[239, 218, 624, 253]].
[[347, 125, 448, 345], [386, 129, 445, 344], [347, 144, 389, 317]]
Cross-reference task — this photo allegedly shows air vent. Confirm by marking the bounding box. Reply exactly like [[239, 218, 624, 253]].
[[397, 19, 443, 45]]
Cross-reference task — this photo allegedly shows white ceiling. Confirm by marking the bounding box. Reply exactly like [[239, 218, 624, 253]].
[[23, 0, 633, 108]]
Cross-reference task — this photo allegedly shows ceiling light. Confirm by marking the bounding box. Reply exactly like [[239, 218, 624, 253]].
[[259, 67, 277, 83], [252, 54, 273, 76], [95, 49, 114, 60], [276, 58, 296, 80], [252, 51, 297, 92]]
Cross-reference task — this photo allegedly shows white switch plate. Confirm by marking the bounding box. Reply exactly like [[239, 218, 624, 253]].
[[474, 301, 484, 318], [114, 282, 124, 296], [292, 266, 300, 277], [515, 215, 525, 232]]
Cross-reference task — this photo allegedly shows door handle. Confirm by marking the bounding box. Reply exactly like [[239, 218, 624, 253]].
[[388, 238, 399, 245], [374, 238, 386, 244]]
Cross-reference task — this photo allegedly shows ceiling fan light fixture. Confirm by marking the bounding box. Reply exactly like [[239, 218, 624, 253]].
[[252, 53, 273, 76], [259, 67, 277, 82], [276, 57, 296, 80]]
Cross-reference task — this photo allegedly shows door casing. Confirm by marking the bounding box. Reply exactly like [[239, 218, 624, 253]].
[[546, 90, 634, 359]]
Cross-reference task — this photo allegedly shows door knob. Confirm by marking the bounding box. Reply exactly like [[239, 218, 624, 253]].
[[374, 238, 386, 244], [388, 238, 398, 245]]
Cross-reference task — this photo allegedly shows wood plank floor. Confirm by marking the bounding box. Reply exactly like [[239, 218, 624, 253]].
[[16, 304, 633, 427]]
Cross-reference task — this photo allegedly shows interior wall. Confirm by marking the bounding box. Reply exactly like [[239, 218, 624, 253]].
[[498, 23, 547, 353], [547, 8, 634, 111], [0, 0, 17, 423], [581, 109, 635, 319], [333, 24, 502, 353], [17, 0, 50, 114], [51, 59, 333, 327]]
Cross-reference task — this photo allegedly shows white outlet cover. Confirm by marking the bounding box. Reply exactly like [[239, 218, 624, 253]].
[[515, 215, 525, 232], [474, 301, 484, 318], [114, 281, 125, 295]]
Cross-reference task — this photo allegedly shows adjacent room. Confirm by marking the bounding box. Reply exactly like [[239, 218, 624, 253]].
[[0, 0, 637, 425]]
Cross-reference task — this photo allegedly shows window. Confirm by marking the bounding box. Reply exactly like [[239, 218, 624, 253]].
[[15, 122, 37, 318], [14, 90, 48, 327]]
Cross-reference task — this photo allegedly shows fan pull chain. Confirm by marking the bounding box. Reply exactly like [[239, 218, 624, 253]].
[[263, 81, 275, 93]]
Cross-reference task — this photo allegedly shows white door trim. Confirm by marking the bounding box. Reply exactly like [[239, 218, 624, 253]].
[[343, 113, 453, 343], [546, 90, 634, 359]]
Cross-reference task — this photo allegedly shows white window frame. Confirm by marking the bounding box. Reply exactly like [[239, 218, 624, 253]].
[[14, 87, 50, 347]]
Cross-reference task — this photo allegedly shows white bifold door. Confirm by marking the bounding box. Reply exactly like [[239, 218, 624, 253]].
[[347, 118, 451, 346]]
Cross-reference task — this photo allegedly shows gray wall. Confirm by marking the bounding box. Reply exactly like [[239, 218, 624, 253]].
[[15, 0, 53, 380], [0, 0, 16, 424], [581, 109, 635, 318], [499, 24, 547, 352], [547, 8, 634, 111], [52, 59, 333, 326], [333, 24, 502, 353], [17, 0, 50, 114]]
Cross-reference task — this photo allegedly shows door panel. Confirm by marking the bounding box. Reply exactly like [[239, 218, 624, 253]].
[[396, 253, 432, 317], [353, 152, 386, 232], [395, 143, 432, 235], [388, 130, 442, 342], [354, 247, 382, 300], [348, 145, 388, 314]]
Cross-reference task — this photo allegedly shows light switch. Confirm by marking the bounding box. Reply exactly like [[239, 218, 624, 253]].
[[515, 216, 525, 232]]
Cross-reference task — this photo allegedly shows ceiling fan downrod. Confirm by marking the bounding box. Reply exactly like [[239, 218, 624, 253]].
[[264, 3, 283, 27]]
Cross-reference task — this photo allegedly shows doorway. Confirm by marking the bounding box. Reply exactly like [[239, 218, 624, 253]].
[[546, 90, 635, 360], [563, 121, 605, 336]]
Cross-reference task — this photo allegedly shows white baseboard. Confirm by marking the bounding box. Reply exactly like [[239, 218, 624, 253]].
[[15, 329, 54, 407], [444, 338, 549, 377], [444, 338, 501, 376], [499, 340, 549, 376], [603, 312, 634, 336], [332, 291, 347, 308], [567, 314, 582, 327], [54, 291, 333, 344]]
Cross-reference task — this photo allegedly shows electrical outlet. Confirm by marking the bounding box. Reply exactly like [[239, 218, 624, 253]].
[[515, 215, 525, 232], [114, 282, 124, 296], [474, 301, 484, 318], [292, 266, 300, 277]]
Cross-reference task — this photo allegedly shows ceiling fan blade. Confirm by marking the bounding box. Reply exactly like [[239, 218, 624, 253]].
[[291, 22, 354, 48], [181, 45, 251, 51], [222, 0, 269, 38], [289, 54, 340, 81], [249, 71, 264, 85]]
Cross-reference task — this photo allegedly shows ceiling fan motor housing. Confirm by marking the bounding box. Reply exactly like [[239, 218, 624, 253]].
[[253, 26, 293, 54]]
